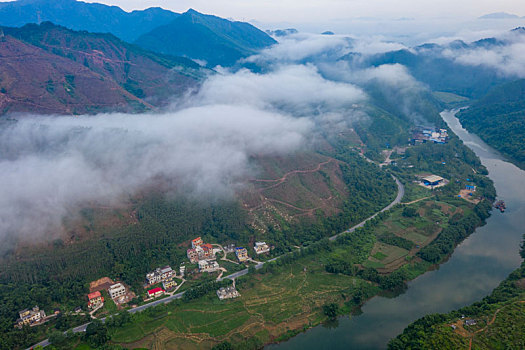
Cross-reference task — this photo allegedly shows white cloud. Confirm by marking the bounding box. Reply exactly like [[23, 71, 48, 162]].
[[441, 31, 525, 77], [191, 64, 366, 115], [0, 106, 312, 242]]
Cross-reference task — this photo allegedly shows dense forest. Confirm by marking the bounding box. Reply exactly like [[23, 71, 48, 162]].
[[457, 79, 525, 169]]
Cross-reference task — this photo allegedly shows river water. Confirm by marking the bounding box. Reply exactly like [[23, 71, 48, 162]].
[[268, 110, 525, 350]]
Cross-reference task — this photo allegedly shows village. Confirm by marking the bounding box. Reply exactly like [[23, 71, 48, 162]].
[[14, 238, 271, 328], [410, 126, 449, 145]]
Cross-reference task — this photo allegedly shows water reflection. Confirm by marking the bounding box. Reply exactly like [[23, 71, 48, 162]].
[[269, 110, 525, 350]]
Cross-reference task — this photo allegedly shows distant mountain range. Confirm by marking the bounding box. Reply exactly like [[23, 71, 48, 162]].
[[0, 22, 202, 115], [0, 0, 179, 42], [0, 1, 277, 67], [135, 9, 276, 67], [352, 30, 525, 98], [479, 12, 523, 19]]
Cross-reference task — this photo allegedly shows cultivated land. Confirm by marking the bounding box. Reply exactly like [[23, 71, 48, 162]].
[[14, 120, 496, 350]]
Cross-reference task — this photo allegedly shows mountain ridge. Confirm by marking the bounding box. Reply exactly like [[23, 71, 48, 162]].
[[0, 0, 180, 42], [135, 9, 277, 67], [0, 22, 202, 115]]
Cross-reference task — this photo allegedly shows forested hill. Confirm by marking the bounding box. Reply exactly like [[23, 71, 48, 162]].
[[360, 29, 525, 99], [457, 79, 525, 169], [0, 22, 202, 115], [134, 9, 277, 67], [0, 0, 180, 42]]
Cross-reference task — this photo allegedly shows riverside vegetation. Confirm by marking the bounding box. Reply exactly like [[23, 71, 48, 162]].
[[389, 235, 525, 350], [5, 126, 497, 350]]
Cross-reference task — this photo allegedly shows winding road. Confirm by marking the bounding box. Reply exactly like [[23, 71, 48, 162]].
[[26, 176, 404, 350]]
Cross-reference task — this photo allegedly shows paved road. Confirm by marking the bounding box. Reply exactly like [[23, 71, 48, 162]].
[[26, 176, 404, 350], [330, 175, 404, 241]]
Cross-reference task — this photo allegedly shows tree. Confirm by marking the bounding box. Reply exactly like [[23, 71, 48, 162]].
[[48, 330, 66, 345], [85, 320, 109, 347], [212, 341, 233, 350], [402, 206, 418, 218], [322, 303, 339, 320]]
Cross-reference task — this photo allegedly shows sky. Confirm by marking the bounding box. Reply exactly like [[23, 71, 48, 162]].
[[83, 0, 525, 22], [79, 0, 525, 41]]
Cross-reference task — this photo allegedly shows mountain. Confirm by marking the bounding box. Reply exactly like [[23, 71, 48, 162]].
[[266, 28, 298, 37], [0, 0, 179, 42], [135, 9, 277, 67], [361, 37, 513, 98], [479, 12, 521, 19], [0, 22, 202, 115], [457, 79, 525, 169]]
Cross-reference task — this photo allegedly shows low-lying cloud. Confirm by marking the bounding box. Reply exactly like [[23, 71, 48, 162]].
[[0, 44, 372, 245], [433, 29, 525, 78], [191, 64, 366, 115], [0, 106, 312, 244]]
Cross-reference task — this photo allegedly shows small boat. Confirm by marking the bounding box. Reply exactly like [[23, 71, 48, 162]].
[[494, 200, 506, 213]]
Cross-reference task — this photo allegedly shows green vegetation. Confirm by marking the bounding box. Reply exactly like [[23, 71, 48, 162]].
[[433, 91, 469, 106], [389, 235, 525, 350], [134, 9, 276, 67], [457, 79, 525, 169]]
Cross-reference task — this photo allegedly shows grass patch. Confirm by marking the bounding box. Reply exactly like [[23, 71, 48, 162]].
[[372, 252, 388, 260]]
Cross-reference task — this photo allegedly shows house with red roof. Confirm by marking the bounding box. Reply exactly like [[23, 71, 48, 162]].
[[147, 287, 165, 299], [201, 243, 214, 259], [87, 291, 104, 309], [191, 237, 203, 249]]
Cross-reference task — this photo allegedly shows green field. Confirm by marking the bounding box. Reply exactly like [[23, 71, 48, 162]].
[[109, 257, 378, 349]]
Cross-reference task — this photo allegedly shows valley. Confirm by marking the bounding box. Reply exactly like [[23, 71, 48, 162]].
[[0, 2, 524, 350]]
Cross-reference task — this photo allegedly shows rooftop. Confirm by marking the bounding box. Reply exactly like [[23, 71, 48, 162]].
[[87, 291, 101, 300], [422, 175, 444, 183], [148, 287, 165, 295], [109, 283, 124, 290]]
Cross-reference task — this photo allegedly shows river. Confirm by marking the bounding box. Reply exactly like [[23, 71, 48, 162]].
[[268, 110, 525, 350]]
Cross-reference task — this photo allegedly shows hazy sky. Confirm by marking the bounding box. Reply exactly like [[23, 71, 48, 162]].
[[84, 0, 525, 22], [79, 0, 525, 40]]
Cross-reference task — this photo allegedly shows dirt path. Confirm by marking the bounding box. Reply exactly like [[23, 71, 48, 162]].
[[402, 196, 433, 205], [250, 159, 335, 192], [464, 301, 525, 350]]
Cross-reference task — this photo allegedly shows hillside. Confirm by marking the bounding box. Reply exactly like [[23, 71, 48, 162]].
[[135, 9, 277, 67], [364, 47, 507, 99], [0, 22, 201, 115], [351, 28, 525, 99], [389, 237, 525, 350], [0, 0, 179, 42], [457, 79, 525, 169]]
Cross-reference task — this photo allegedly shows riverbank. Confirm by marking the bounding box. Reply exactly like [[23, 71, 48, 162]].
[[27, 110, 500, 350], [104, 116, 496, 349], [389, 245, 525, 349], [268, 110, 525, 350]]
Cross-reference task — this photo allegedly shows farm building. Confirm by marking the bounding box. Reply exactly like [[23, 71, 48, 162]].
[[254, 242, 270, 255], [16, 306, 46, 328], [108, 283, 126, 299], [147, 287, 165, 298], [235, 247, 249, 262], [199, 260, 220, 273], [162, 279, 177, 290], [146, 266, 174, 285], [217, 286, 241, 300], [422, 175, 444, 187], [87, 291, 104, 309], [191, 237, 203, 249]]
